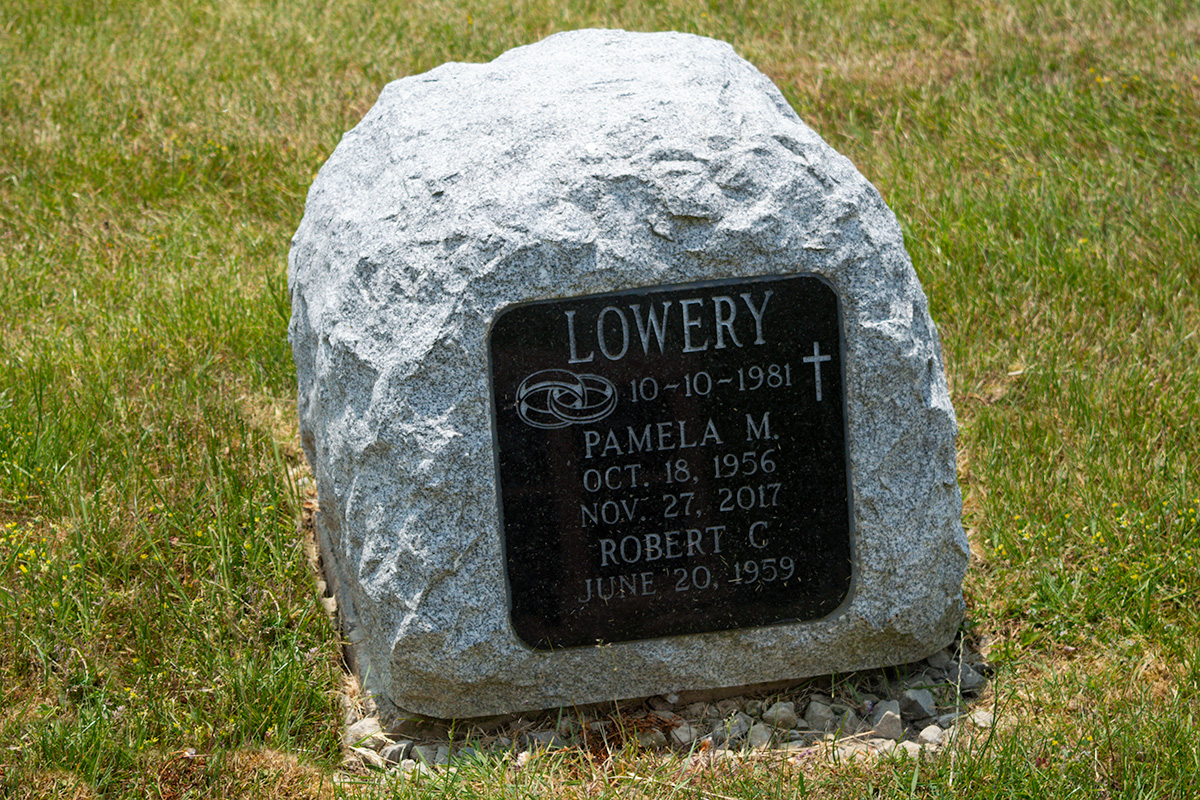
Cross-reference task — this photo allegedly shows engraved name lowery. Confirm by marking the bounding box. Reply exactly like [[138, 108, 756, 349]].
[[488, 274, 853, 649]]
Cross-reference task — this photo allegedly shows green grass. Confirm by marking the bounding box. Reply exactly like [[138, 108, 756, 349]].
[[2, 0, 1198, 797]]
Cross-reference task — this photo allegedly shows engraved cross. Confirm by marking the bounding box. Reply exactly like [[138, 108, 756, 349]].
[[803, 341, 832, 402]]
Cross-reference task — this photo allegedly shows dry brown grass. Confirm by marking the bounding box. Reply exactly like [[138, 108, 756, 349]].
[[221, 749, 337, 799], [6, 770, 98, 800]]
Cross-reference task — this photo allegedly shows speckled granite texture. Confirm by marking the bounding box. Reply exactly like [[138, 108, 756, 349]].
[[289, 29, 967, 720]]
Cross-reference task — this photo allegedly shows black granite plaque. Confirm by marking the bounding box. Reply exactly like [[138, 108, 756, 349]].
[[488, 274, 852, 649]]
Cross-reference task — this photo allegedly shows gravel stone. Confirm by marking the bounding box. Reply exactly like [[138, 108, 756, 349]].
[[947, 661, 986, 692], [555, 716, 580, 738], [747, 722, 774, 749], [787, 729, 827, 746], [722, 712, 754, 744], [869, 699, 900, 724], [780, 737, 822, 752], [872, 738, 901, 757], [834, 741, 873, 762], [402, 759, 433, 776], [918, 724, 944, 746], [336, 619, 989, 770], [715, 699, 742, 717], [648, 695, 675, 711], [638, 729, 668, 749], [352, 747, 387, 768], [380, 741, 413, 764], [762, 701, 799, 730], [805, 699, 836, 731], [413, 744, 450, 765], [902, 671, 937, 689], [926, 649, 954, 670], [900, 689, 938, 720], [344, 717, 387, 750], [587, 720, 611, 733], [936, 712, 962, 728], [873, 709, 904, 740], [835, 709, 863, 735], [670, 721, 701, 747], [969, 709, 995, 728]]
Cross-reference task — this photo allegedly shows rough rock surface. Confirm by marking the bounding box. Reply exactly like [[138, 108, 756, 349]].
[[289, 28, 967, 719], [874, 709, 905, 741], [762, 701, 798, 730], [900, 689, 939, 720]]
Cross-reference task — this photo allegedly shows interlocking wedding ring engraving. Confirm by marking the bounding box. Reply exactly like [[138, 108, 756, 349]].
[[515, 369, 618, 429]]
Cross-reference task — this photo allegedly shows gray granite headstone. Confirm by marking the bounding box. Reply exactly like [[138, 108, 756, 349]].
[[288, 29, 967, 721]]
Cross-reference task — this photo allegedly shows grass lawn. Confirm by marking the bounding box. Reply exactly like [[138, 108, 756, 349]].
[[2, 0, 1198, 797]]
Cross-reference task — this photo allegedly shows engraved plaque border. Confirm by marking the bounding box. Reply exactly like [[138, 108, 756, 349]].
[[487, 274, 855, 650]]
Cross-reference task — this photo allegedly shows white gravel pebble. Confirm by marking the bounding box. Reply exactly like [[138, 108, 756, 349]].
[[352, 747, 387, 768], [344, 716, 387, 750], [969, 708, 995, 727], [918, 724, 944, 746]]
